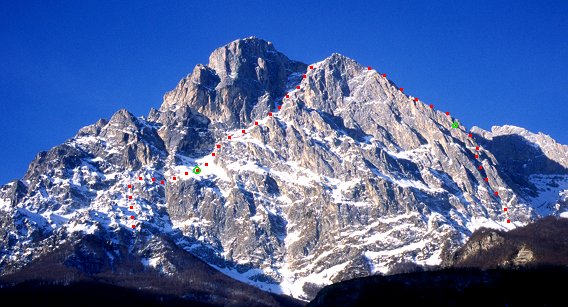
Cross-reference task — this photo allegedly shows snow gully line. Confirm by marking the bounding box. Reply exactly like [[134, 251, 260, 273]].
[[127, 182, 137, 229], [131, 63, 510, 229], [126, 175, 168, 230]]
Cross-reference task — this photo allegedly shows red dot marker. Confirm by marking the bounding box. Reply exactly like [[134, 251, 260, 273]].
[[242, 129, 246, 134], [494, 191, 499, 196], [382, 74, 386, 78], [468, 133, 473, 138], [309, 65, 313, 69], [185, 171, 189, 175], [131, 216, 135, 220], [278, 106, 282, 110], [212, 153, 216, 157], [504, 208, 508, 212], [139, 177, 143, 180], [474, 154, 479, 159], [132, 225, 136, 229], [151, 178, 155, 182], [476, 146, 480, 151], [303, 74, 307, 78], [130, 205, 133, 209], [414, 98, 419, 102], [268, 112, 272, 116], [160, 180, 165, 185], [446, 112, 450, 116], [286, 94, 289, 98], [255, 121, 258, 125], [478, 165, 483, 170], [217, 144, 221, 149], [173, 176, 176, 180], [367, 66, 371, 70], [228, 135, 232, 140], [129, 195, 132, 199], [400, 88, 404, 92], [204, 162, 208, 166], [128, 184, 132, 189], [296, 86, 300, 89], [507, 219, 510, 223], [484, 177, 489, 182], [429, 104, 434, 109]]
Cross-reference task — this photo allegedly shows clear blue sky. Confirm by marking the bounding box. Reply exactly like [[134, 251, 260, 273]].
[[1, 0, 567, 184]]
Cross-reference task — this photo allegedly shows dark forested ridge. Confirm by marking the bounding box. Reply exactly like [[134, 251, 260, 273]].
[[0, 279, 303, 307], [0, 234, 303, 307], [0, 281, 195, 306], [308, 267, 568, 306]]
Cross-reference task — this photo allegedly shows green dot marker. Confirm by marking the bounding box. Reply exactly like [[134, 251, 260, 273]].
[[452, 121, 459, 129], [192, 166, 201, 175]]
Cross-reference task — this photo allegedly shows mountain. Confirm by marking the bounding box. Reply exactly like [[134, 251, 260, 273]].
[[1, 37, 567, 302]]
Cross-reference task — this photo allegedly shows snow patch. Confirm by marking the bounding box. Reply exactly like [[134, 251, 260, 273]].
[[141, 256, 161, 268], [527, 174, 568, 216]]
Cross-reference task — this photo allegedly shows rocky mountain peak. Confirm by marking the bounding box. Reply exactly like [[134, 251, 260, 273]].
[[159, 38, 306, 131], [321, 53, 361, 70], [207, 37, 279, 78], [300, 53, 388, 114], [107, 108, 139, 128]]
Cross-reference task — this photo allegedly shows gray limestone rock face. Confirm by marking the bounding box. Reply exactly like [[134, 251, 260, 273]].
[[160, 37, 307, 130], [155, 104, 216, 158]]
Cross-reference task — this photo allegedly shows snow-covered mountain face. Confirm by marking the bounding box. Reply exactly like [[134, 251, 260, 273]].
[[1, 37, 566, 300]]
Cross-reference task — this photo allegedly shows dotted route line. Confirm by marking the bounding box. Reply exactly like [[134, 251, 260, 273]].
[[126, 64, 511, 229]]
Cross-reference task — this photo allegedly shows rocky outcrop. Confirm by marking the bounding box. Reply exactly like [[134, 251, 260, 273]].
[[448, 216, 568, 269], [511, 245, 535, 266], [450, 229, 506, 263]]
